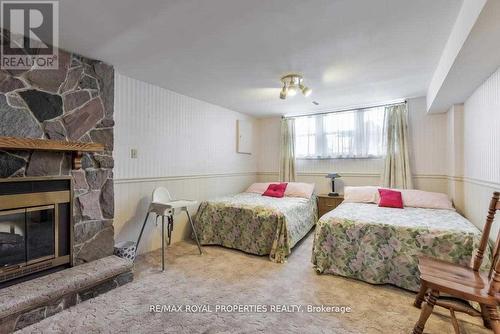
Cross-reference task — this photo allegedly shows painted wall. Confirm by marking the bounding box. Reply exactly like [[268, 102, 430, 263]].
[[113, 73, 258, 254], [448, 67, 500, 235], [407, 97, 449, 193], [256, 96, 449, 194]]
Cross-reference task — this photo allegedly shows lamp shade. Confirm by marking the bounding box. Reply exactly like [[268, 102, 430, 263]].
[[325, 173, 341, 179]]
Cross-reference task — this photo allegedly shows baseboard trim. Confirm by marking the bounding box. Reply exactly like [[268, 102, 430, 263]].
[[114, 172, 257, 184]]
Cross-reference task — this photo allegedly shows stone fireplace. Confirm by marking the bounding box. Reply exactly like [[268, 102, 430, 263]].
[[0, 30, 132, 332], [0, 28, 115, 267]]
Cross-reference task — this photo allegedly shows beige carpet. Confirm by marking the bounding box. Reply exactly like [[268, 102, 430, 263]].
[[20, 231, 490, 334]]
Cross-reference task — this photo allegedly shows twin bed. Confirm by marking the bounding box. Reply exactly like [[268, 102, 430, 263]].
[[194, 183, 487, 292], [312, 201, 487, 291], [194, 191, 317, 263]]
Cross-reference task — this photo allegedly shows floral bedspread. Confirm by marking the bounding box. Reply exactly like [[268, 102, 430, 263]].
[[194, 193, 317, 263], [312, 202, 490, 291]]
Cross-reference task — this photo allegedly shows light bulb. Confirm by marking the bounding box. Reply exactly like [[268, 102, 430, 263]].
[[280, 88, 287, 100], [287, 86, 298, 96], [302, 86, 312, 97]]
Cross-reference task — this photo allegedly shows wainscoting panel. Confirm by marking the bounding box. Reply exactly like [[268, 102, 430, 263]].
[[114, 173, 257, 254], [257, 172, 448, 195], [463, 68, 500, 188], [449, 178, 500, 239], [458, 67, 500, 235]]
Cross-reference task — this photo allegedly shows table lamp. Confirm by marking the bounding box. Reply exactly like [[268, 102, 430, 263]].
[[325, 173, 341, 196]]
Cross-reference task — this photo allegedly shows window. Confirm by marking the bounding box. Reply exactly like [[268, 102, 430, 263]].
[[295, 116, 316, 157], [294, 106, 386, 159]]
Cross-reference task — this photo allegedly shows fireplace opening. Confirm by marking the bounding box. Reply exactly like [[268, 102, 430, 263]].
[[0, 177, 72, 287]]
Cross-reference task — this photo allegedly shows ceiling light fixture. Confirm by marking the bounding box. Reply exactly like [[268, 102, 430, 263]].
[[279, 74, 312, 100]]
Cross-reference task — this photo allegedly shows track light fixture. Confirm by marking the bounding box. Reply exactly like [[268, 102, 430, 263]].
[[279, 74, 312, 100]]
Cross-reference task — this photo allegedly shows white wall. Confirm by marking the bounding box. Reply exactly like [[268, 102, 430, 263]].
[[114, 73, 258, 254], [448, 67, 500, 235], [257, 96, 449, 194], [407, 97, 449, 193]]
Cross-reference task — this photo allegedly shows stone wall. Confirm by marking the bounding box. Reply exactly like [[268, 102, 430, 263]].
[[0, 30, 115, 265]]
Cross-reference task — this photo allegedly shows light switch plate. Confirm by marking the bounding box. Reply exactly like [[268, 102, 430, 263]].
[[130, 148, 138, 159]]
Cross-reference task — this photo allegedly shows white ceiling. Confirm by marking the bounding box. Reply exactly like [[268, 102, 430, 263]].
[[56, 0, 462, 117]]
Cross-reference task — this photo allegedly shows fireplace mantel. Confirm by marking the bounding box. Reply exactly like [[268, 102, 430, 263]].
[[0, 136, 105, 169]]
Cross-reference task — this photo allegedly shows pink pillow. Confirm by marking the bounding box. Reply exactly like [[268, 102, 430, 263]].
[[263, 183, 288, 198], [344, 186, 379, 204], [378, 189, 404, 209], [400, 189, 454, 210], [284, 182, 315, 199], [245, 183, 272, 194]]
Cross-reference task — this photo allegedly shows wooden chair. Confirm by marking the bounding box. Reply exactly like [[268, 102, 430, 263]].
[[412, 192, 500, 334]]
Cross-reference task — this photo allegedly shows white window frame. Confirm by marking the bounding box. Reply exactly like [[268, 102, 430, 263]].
[[294, 106, 387, 160]]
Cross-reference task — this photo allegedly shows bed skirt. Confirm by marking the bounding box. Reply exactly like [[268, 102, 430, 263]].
[[194, 193, 317, 263], [312, 203, 489, 291]]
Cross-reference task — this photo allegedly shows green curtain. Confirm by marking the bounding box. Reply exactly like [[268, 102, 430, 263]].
[[279, 118, 296, 182], [381, 104, 413, 189]]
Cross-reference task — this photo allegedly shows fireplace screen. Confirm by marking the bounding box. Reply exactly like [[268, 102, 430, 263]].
[[0, 209, 26, 268], [27, 206, 55, 263], [0, 206, 55, 269], [0, 177, 71, 285]]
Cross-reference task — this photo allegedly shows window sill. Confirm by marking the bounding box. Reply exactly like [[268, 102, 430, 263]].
[[296, 156, 384, 160]]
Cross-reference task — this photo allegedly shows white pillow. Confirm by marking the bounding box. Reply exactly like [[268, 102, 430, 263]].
[[343, 186, 454, 210], [343, 186, 379, 203], [285, 182, 315, 199], [245, 182, 272, 194], [245, 182, 315, 199], [400, 189, 454, 210]]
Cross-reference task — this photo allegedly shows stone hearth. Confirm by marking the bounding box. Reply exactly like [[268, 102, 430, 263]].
[[0, 255, 133, 333], [0, 28, 115, 266]]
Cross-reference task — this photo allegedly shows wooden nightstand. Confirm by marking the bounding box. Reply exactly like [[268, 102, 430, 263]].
[[317, 194, 344, 217]]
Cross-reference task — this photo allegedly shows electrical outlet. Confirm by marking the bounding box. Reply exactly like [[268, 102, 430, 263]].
[[130, 148, 138, 159]]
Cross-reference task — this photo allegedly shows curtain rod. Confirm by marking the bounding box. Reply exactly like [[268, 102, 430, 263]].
[[283, 100, 407, 119]]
